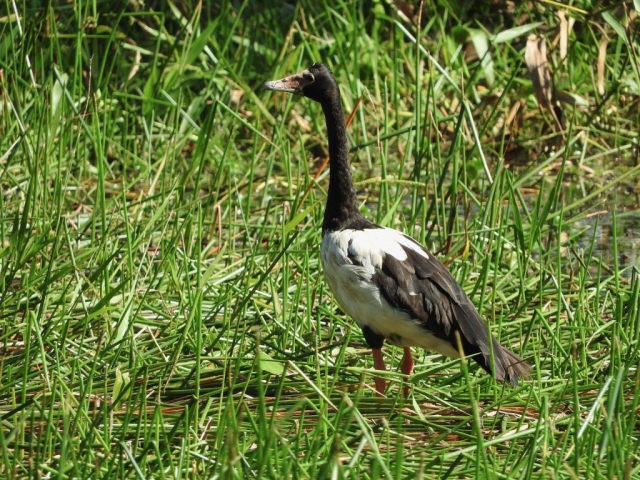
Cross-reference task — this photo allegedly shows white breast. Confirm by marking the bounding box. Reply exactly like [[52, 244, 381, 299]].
[[320, 228, 460, 358]]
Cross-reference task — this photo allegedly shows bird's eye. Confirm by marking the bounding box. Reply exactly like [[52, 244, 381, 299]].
[[303, 72, 314, 82]]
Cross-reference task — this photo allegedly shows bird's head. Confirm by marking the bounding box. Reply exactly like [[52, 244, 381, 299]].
[[263, 63, 338, 103]]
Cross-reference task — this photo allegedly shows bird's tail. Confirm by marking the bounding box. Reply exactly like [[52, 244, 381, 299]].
[[500, 347, 532, 387]]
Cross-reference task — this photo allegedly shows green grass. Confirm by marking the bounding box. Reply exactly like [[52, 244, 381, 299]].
[[1, 0, 640, 478]]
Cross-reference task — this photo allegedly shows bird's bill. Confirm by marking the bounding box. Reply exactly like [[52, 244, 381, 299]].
[[262, 69, 314, 94]]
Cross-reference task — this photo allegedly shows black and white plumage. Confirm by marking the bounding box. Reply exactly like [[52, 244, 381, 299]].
[[264, 63, 531, 395]]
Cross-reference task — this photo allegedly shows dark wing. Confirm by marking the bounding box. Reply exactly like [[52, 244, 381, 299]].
[[372, 234, 530, 386]]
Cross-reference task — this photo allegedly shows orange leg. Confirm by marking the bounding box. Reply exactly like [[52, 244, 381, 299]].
[[372, 348, 386, 396], [401, 347, 414, 395], [401, 347, 414, 376]]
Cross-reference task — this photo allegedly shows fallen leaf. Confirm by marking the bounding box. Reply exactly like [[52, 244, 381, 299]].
[[525, 34, 553, 110], [290, 110, 311, 131], [492, 22, 542, 44], [597, 36, 609, 96], [525, 34, 563, 131], [258, 352, 286, 375], [555, 90, 589, 108], [506, 98, 523, 126], [230, 89, 244, 105], [128, 49, 142, 81], [453, 26, 494, 86], [557, 11, 568, 62]]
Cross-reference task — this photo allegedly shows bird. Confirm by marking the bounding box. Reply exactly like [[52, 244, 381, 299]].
[[263, 62, 531, 395]]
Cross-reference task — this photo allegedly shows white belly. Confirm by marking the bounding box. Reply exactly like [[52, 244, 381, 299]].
[[320, 230, 460, 358]]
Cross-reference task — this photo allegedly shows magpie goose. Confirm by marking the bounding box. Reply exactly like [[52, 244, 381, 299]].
[[264, 63, 531, 395]]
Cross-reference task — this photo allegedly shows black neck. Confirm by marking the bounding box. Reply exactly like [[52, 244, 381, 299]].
[[320, 93, 365, 233]]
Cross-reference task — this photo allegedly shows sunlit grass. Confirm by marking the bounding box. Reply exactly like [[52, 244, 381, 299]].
[[1, 1, 639, 478]]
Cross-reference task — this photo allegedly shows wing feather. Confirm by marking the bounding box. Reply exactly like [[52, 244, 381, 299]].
[[369, 230, 530, 385]]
